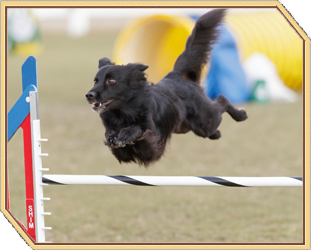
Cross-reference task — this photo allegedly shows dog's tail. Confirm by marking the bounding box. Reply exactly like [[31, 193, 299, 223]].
[[173, 9, 226, 84]]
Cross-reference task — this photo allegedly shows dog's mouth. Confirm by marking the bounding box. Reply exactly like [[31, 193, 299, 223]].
[[92, 99, 114, 112]]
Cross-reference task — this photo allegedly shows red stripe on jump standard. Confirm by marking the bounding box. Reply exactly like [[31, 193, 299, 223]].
[[20, 114, 36, 242]]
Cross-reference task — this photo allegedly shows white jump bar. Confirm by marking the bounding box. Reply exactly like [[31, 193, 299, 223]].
[[42, 175, 302, 187]]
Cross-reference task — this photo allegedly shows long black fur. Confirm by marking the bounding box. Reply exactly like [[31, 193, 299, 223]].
[[86, 9, 247, 167]]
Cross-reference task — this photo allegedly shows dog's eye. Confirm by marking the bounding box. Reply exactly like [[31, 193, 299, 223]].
[[94, 81, 98, 85], [106, 78, 116, 85]]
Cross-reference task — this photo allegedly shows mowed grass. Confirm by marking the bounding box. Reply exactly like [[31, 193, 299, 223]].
[[7, 31, 303, 243]]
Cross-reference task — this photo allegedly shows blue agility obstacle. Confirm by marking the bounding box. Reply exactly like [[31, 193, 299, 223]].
[[8, 56, 37, 141]]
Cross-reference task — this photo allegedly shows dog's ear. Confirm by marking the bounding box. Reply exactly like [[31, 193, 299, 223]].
[[126, 63, 149, 90], [127, 63, 149, 72], [133, 64, 149, 72], [98, 57, 114, 69]]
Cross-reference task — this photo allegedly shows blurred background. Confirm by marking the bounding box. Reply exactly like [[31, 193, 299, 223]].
[[7, 8, 303, 243]]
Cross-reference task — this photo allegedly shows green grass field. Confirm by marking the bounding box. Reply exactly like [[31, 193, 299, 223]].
[[7, 31, 303, 243]]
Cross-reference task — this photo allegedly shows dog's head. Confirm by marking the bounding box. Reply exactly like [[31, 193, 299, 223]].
[[86, 57, 149, 113]]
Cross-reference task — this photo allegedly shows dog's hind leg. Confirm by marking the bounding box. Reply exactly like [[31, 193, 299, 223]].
[[216, 95, 247, 122], [185, 114, 222, 140]]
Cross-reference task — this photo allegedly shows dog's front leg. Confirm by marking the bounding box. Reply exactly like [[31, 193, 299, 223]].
[[114, 125, 144, 148], [104, 129, 119, 148]]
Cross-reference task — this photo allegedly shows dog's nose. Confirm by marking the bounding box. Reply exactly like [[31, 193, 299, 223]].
[[86, 91, 97, 100]]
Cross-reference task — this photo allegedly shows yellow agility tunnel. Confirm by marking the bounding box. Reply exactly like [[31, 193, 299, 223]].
[[113, 10, 302, 90]]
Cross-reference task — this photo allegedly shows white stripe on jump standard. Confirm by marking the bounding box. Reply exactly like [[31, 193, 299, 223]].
[[42, 175, 302, 187]]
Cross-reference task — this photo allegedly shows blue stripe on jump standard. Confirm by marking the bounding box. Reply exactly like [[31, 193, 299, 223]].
[[8, 56, 37, 141], [7, 85, 36, 141], [22, 56, 37, 92]]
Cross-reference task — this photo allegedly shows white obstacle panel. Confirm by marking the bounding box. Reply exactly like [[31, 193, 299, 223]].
[[29, 90, 52, 243], [33, 120, 52, 242]]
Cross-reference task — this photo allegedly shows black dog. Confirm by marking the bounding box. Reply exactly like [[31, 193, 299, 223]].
[[86, 9, 247, 166]]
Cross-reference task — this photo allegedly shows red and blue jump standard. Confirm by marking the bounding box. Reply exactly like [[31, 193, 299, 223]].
[[7, 56, 38, 241]]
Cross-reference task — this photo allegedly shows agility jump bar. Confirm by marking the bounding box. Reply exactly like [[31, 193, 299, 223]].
[[42, 175, 302, 187]]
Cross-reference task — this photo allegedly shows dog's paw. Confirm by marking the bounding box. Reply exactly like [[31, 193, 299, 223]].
[[113, 140, 130, 148], [116, 128, 136, 146], [106, 135, 135, 149], [237, 107, 248, 121], [208, 130, 221, 140], [114, 137, 135, 148], [104, 138, 114, 147], [105, 135, 121, 148]]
